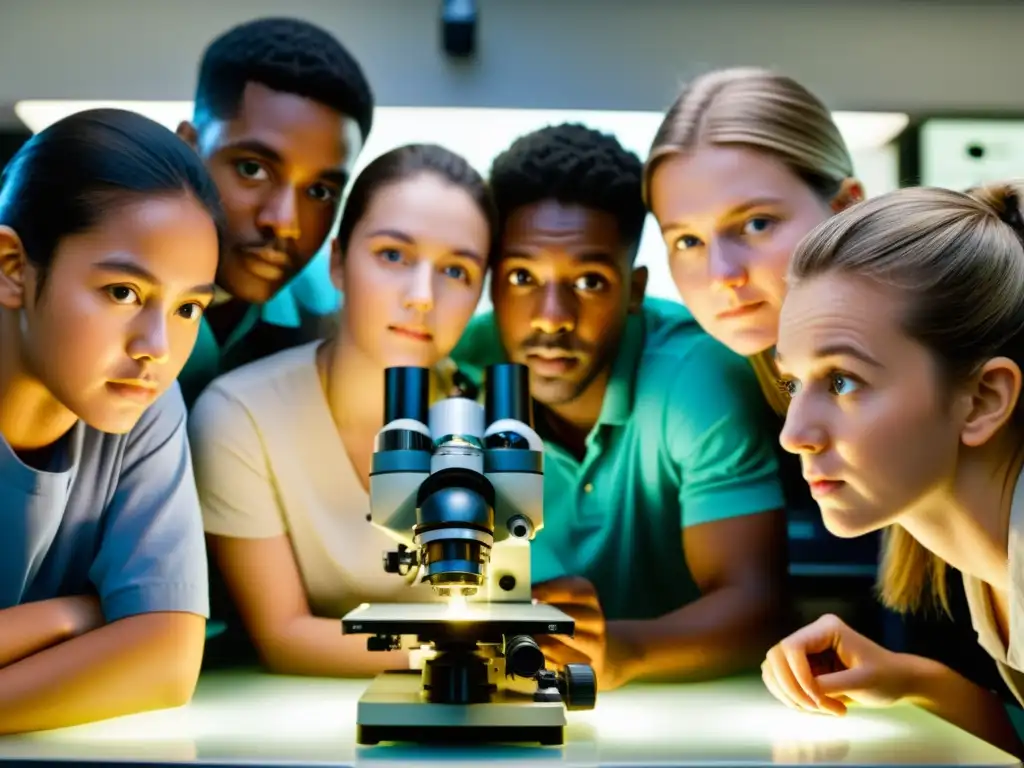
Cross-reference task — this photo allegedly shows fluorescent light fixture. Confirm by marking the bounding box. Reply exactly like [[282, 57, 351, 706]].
[[15, 100, 194, 134], [14, 100, 909, 152]]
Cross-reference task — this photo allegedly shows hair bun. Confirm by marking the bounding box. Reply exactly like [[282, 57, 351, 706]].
[[969, 182, 1024, 240]]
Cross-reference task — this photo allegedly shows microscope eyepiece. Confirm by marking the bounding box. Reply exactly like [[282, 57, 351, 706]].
[[485, 363, 532, 427], [384, 366, 429, 425]]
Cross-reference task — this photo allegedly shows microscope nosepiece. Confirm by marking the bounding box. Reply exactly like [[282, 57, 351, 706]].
[[414, 468, 496, 593]]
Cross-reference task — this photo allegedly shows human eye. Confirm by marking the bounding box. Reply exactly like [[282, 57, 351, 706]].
[[235, 159, 269, 181], [176, 302, 206, 322], [742, 216, 777, 236], [574, 273, 608, 292], [777, 376, 800, 399], [442, 264, 469, 283], [672, 234, 703, 251], [307, 182, 340, 203], [376, 247, 405, 265], [506, 268, 534, 287], [104, 285, 140, 305], [828, 371, 862, 397]]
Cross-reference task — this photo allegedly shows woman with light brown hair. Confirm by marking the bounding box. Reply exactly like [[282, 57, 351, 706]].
[[643, 67, 863, 414], [762, 183, 1024, 756]]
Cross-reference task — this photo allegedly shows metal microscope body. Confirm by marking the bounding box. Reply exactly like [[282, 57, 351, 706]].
[[341, 363, 597, 746]]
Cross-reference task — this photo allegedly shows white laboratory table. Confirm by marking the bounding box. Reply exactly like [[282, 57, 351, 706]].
[[0, 669, 1018, 767]]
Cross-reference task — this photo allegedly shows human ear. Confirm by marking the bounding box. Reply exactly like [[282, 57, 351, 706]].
[[0, 226, 29, 310], [176, 121, 199, 150], [628, 265, 648, 314], [959, 356, 1022, 447], [830, 178, 865, 213]]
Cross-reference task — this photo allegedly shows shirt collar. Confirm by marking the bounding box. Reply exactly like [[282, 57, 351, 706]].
[[594, 311, 644, 427]]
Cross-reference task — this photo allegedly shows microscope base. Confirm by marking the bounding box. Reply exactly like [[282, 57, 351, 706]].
[[355, 670, 567, 746]]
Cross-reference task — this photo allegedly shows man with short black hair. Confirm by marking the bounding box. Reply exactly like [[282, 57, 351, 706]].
[[177, 17, 374, 404], [453, 123, 788, 690]]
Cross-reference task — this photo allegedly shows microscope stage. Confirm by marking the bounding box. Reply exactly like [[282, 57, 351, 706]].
[[342, 601, 575, 639], [355, 670, 567, 746]]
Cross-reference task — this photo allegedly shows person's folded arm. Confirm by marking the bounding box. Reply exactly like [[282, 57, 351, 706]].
[[0, 385, 209, 734], [0, 596, 105, 669], [613, 336, 789, 683], [0, 612, 205, 735], [190, 384, 407, 678]]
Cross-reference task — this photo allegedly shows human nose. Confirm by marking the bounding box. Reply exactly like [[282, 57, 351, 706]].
[[530, 282, 576, 335], [256, 186, 301, 243], [127, 308, 170, 365], [403, 262, 435, 314], [779, 391, 828, 456], [708, 239, 748, 290]]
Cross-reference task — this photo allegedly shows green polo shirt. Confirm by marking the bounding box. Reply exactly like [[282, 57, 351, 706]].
[[179, 252, 339, 407], [451, 298, 785, 621]]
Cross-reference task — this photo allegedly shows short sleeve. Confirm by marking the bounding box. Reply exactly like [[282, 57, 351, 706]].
[[669, 336, 786, 527], [88, 384, 210, 622], [188, 382, 288, 540]]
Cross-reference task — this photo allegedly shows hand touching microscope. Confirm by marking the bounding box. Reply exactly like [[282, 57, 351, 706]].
[[341, 363, 597, 746]]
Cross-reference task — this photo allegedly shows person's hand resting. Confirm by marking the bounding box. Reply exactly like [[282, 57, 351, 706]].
[[532, 576, 624, 690], [762, 613, 914, 716]]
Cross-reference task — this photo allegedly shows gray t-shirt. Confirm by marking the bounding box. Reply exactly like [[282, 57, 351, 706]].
[[0, 384, 209, 621]]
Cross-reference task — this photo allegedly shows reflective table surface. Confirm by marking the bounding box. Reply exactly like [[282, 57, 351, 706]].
[[0, 670, 1018, 767]]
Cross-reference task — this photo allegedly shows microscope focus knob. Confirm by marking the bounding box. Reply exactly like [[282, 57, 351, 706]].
[[559, 663, 597, 711]]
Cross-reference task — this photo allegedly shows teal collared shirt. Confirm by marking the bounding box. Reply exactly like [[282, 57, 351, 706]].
[[179, 251, 339, 407], [451, 298, 785, 621]]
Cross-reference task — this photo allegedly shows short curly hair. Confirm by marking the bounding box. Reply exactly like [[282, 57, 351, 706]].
[[194, 17, 374, 140], [489, 123, 647, 257]]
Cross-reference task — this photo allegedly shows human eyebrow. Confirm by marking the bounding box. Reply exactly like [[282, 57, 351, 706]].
[[220, 139, 283, 164], [727, 197, 787, 217], [660, 198, 787, 234], [813, 343, 884, 368], [574, 251, 620, 270], [318, 169, 349, 188], [92, 259, 215, 299], [776, 343, 883, 371], [369, 229, 485, 267]]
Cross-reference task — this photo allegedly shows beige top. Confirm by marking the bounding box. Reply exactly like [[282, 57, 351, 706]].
[[188, 341, 457, 619], [962, 467, 1024, 705]]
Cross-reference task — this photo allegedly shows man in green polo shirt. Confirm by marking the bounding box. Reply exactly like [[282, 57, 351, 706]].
[[452, 124, 788, 690], [175, 18, 374, 405]]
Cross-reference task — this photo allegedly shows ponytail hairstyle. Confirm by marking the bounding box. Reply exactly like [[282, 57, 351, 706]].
[[787, 181, 1024, 614]]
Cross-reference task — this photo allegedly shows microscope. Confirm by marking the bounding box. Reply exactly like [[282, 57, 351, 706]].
[[341, 363, 597, 746]]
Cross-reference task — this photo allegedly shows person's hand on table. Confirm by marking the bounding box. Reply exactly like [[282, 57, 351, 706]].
[[532, 576, 625, 690], [762, 613, 913, 716]]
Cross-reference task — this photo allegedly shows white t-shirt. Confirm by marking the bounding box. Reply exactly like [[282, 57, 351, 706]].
[[188, 342, 455, 619], [962, 466, 1024, 705]]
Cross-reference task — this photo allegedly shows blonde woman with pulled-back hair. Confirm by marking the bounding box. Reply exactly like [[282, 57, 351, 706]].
[[762, 182, 1024, 756], [644, 67, 864, 413]]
